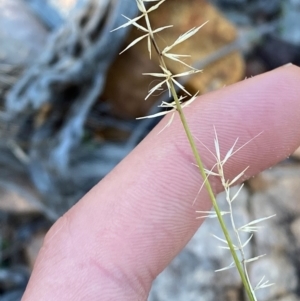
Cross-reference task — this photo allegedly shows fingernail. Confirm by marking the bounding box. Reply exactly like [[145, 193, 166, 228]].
[[283, 63, 294, 67]]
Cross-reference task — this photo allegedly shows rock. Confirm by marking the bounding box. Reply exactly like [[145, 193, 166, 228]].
[[249, 256, 298, 301], [0, 0, 48, 99], [278, 294, 300, 301], [250, 185, 290, 255], [250, 206, 289, 255], [0, 0, 48, 66], [249, 165, 300, 218], [248, 164, 300, 300], [102, 0, 244, 118]]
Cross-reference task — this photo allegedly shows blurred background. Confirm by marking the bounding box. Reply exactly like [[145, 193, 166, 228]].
[[0, 0, 299, 300]]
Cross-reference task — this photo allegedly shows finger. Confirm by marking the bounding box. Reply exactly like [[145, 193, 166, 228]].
[[22, 65, 300, 301]]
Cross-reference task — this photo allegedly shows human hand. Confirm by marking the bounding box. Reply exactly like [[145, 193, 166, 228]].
[[22, 65, 300, 301]]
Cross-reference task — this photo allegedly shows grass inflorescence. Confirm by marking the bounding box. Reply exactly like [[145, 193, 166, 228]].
[[113, 1, 274, 300]]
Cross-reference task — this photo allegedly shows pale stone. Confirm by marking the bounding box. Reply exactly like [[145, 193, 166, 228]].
[[278, 294, 300, 301], [249, 256, 298, 301], [250, 192, 289, 254], [250, 165, 300, 218], [0, 0, 47, 65]]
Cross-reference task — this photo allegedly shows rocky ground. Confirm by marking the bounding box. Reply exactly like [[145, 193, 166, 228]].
[[149, 160, 300, 301], [0, 0, 300, 300]]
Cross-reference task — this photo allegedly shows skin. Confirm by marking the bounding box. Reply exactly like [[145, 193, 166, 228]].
[[22, 65, 300, 301]]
